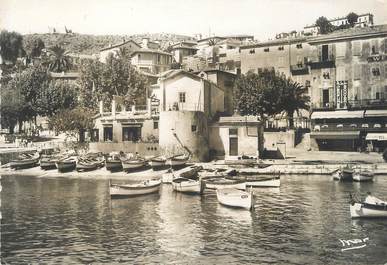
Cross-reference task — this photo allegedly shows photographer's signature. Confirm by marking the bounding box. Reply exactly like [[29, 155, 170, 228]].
[[339, 237, 369, 252]]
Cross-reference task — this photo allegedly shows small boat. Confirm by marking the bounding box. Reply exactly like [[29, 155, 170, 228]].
[[205, 178, 246, 190], [162, 168, 176, 183], [121, 156, 147, 172], [56, 156, 77, 172], [167, 154, 189, 168], [110, 179, 161, 197], [172, 177, 205, 194], [76, 153, 105, 172], [40, 154, 60, 170], [149, 156, 167, 170], [350, 194, 387, 218], [353, 169, 374, 182], [216, 188, 253, 210], [228, 174, 281, 187], [332, 167, 353, 181], [10, 152, 40, 169], [105, 152, 124, 172]]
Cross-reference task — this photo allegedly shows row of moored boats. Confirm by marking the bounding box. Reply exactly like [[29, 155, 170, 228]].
[[9, 151, 190, 172]]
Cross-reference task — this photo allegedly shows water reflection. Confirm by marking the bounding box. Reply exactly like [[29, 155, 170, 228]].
[[2, 174, 387, 264]]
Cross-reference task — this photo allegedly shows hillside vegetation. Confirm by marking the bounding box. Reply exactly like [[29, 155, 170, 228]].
[[23, 32, 196, 55]]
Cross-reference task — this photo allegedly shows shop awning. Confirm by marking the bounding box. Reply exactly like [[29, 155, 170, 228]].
[[310, 131, 360, 140], [364, 110, 387, 117], [311, 110, 364, 120], [366, 133, 387, 141]]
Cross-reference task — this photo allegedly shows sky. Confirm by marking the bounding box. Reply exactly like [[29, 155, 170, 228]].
[[1, 0, 387, 41]]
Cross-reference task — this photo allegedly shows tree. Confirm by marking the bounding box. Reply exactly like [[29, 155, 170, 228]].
[[315, 16, 334, 34], [30, 38, 45, 58], [78, 53, 148, 111], [234, 70, 282, 119], [278, 78, 310, 128], [0, 30, 24, 64], [48, 106, 94, 141], [0, 81, 25, 133], [47, 45, 71, 72], [347, 12, 359, 28], [34, 80, 78, 116]]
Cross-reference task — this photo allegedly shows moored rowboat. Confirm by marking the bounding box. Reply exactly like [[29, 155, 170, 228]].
[[228, 174, 281, 187], [10, 152, 40, 169], [121, 158, 146, 171], [76, 153, 105, 172], [205, 178, 246, 190], [216, 188, 253, 210], [110, 179, 161, 197], [353, 170, 374, 182], [105, 152, 124, 172], [149, 156, 167, 170], [172, 177, 204, 194], [167, 154, 189, 167], [56, 156, 77, 172]]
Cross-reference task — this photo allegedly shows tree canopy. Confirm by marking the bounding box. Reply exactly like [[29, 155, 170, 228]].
[[347, 12, 359, 27], [315, 16, 334, 34], [78, 53, 148, 111], [234, 70, 310, 128], [46, 45, 71, 72], [0, 30, 24, 63]]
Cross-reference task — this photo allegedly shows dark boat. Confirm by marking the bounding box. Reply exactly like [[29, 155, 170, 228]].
[[105, 152, 124, 172], [76, 153, 105, 172], [10, 152, 40, 169]]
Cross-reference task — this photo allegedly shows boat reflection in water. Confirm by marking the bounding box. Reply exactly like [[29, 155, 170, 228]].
[[216, 203, 253, 225]]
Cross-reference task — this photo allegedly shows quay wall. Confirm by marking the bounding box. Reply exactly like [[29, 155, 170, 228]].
[[88, 142, 159, 156], [264, 131, 295, 149]]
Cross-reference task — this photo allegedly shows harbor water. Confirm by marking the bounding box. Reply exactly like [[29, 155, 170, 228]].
[[1, 174, 387, 264]]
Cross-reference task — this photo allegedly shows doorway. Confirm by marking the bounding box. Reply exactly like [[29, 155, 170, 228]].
[[229, 138, 238, 156]]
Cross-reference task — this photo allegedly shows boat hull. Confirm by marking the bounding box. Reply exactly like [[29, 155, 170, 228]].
[[149, 159, 167, 170], [110, 180, 161, 197], [10, 159, 39, 169], [353, 172, 374, 182], [105, 161, 123, 172], [246, 178, 280, 187], [56, 161, 76, 172], [40, 160, 57, 170], [205, 180, 246, 190], [122, 161, 146, 171], [172, 179, 204, 194], [216, 189, 253, 210], [350, 203, 387, 218]]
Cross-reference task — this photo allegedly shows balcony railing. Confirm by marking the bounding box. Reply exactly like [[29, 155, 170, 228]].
[[307, 55, 335, 69], [312, 122, 387, 132], [348, 98, 387, 110], [311, 101, 336, 110], [290, 64, 309, 75]]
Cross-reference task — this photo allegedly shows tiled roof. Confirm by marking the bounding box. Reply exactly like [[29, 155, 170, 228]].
[[100, 39, 141, 51], [131, 48, 172, 56], [241, 37, 309, 49]]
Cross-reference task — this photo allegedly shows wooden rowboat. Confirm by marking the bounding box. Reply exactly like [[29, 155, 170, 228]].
[[228, 174, 281, 187], [121, 158, 147, 171], [76, 153, 104, 172], [216, 188, 253, 210], [105, 152, 124, 172], [172, 177, 204, 194], [110, 179, 161, 197], [353, 170, 374, 182], [350, 194, 387, 218], [167, 154, 189, 168], [149, 156, 167, 170], [205, 178, 246, 190], [10, 152, 40, 169], [56, 156, 77, 172]]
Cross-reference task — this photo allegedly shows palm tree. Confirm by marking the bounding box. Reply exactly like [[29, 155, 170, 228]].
[[280, 78, 310, 128], [47, 45, 71, 72]]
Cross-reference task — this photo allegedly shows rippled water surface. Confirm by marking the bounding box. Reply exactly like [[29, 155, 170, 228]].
[[2, 174, 387, 264]]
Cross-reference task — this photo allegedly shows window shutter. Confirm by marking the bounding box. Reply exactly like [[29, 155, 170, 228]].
[[354, 65, 361, 80]]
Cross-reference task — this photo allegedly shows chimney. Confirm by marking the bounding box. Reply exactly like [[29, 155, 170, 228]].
[[142, 38, 149, 48], [99, 101, 103, 114], [112, 99, 116, 117]]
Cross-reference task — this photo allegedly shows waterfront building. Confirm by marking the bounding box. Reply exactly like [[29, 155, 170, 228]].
[[239, 22, 387, 151]]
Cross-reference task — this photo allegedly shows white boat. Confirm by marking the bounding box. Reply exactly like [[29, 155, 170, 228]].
[[353, 170, 374, 182], [235, 174, 281, 187], [10, 152, 40, 169], [110, 179, 161, 197], [332, 167, 353, 181], [205, 178, 246, 190], [216, 188, 253, 210], [149, 156, 167, 170], [56, 156, 77, 172], [172, 177, 204, 194], [167, 154, 189, 167], [350, 195, 387, 218], [121, 158, 146, 171]]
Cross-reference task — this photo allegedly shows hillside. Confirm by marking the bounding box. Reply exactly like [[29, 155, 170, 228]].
[[23, 32, 196, 55]]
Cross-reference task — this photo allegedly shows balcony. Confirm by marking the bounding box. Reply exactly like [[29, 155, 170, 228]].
[[348, 98, 387, 110], [307, 55, 335, 69], [367, 54, 386, 63], [290, 64, 309, 75], [311, 101, 336, 111]]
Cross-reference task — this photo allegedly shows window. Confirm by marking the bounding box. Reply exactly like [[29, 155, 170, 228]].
[[323, 72, 330, 79], [229, 128, 238, 136], [103, 126, 113, 142], [352, 41, 361, 56], [353, 65, 361, 80], [179, 92, 186, 103], [249, 49, 255, 54], [153, 121, 158, 129], [371, 39, 379, 54], [278, 46, 284, 51], [296, 43, 303, 49], [90, 129, 99, 142], [264, 48, 269, 52], [122, 126, 141, 142], [372, 67, 380, 76], [191, 125, 197, 132]]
